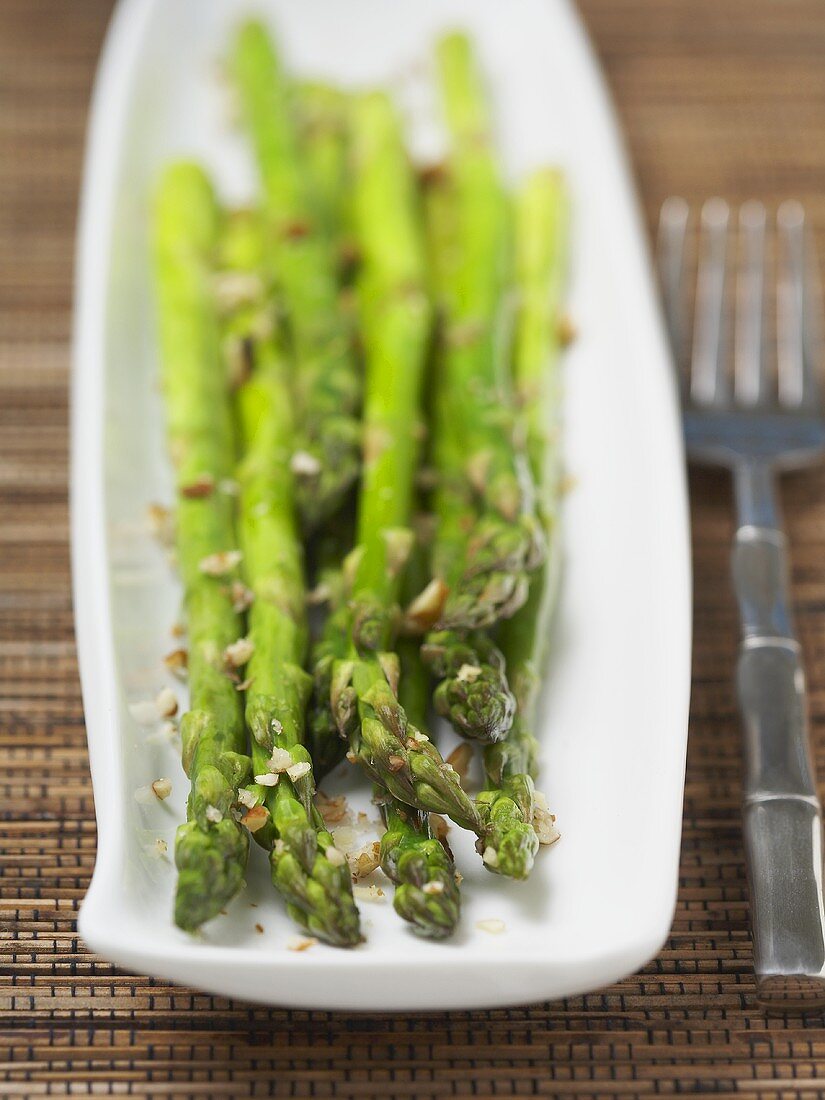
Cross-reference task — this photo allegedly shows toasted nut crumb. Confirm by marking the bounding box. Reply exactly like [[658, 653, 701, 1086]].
[[429, 813, 450, 842], [198, 549, 243, 576], [241, 805, 270, 833], [237, 789, 258, 810], [155, 687, 178, 718], [558, 313, 577, 346], [316, 791, 352, 827], [255, 773, 279, 787], [345, 751, 358, 764], [235, 677, 254, 692], [229, 581, 255, 612], [287, 936, 318, 952], [163, 648, 188, 680], [411, 730, 429, 743], [446, 743, 474, 781], [349, 842, 381, 880], [181, 474, 215, 499], [286, 761, 311, 783], [533, 789, 549, 811], [456, 663, 482, 683], [205, 805, 223, 824], [353, 884, 386, 903], [290, 450, 322, 477], [482, 846, 499, 868], [148, 838, 168, 859], [270, 718, 283, 735], [170, 621, 186, 639], [454, 870, 463, 885], [533, 805, 561, 846], [151, 778, 172, 801], [255, 922, 264, 934], [268, 748, 293, 773], [387, 754, 405, 773], [476, 918, 506, 935], [147, 502, 174, 545], [422, 880, 445, 895], [224, 637, 254, 668], [325, 846, 346, 867]]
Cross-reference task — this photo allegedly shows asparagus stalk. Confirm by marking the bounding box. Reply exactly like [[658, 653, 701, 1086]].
[[426, 32, 545, 634], [153, 163, 251, 933], [378, 553, 461, 938], [296, 82, 351, 246], [221, 210, 361, 947], [327, 93, 482, 837], [231, 23, 360, 529], [480, 169, 568, 877]]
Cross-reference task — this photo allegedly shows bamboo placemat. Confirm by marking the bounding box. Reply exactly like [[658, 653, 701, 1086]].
[[4, 0, 825, 1096]]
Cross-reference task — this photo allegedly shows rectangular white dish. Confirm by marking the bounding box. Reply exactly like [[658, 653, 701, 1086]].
[[72, 0, 692, 1010]]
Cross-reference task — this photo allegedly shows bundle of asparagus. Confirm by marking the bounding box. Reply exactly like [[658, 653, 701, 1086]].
[[151, 23, 567, 945]]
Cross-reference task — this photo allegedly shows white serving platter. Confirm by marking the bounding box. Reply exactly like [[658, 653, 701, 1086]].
[[72, 0, 692, 1010]]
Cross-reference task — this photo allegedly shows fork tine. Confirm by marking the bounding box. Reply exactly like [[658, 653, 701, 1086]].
[[691, 198, 730, 405], [735, 201, 768, 405], [657, 197, 689, 377], [777, 201, 821, 408]]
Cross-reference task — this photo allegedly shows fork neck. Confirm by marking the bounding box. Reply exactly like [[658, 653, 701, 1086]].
[[733, 460, 781, 532]]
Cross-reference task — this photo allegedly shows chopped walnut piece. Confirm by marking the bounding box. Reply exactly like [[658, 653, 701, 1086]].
[[286, 761, 311, 782], [422, 881, 444, 895], [229, 581, 255, 612], [404, 578, 449, 633], [255, 922, 264, 934], [476, 918, 506, 935], [316, 791, 351, 826], [241, 805, 270, 834], [205, 805, 223, 824], [223, 637, 254, 668], [155, 687, 178, 718], [267, 748, 293, 773], [533, 805, 560, 846], [287, 936, 318, 952], [237, 789, 257, 810], [456, 663, 482, 684], [151, 778, 172, 801], [198, 549, 243, 577], [163, 648, 188, 680], [349, 842, 381, 880], [558, 313, 577, 347], [387, 754, 405, 773], [180, 474, 215, 499], [481, 846, 499, 868]]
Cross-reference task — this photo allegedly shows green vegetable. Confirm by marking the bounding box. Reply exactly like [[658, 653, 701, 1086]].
[[153, 162, 251, 933]]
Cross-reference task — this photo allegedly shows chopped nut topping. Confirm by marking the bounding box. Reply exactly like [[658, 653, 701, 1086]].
[[286, 761, 311, 783], [241, 805, 270, 834], [290, 450, 322, 477], [237, 789, 258, 810], [349, 842, 381, 880], [352, 884, 386, 903], [147, 502, 174, 546], [476, 918, 506, 935], [180, 474, 215, 499], [325, 846, 346, 868], [267, 748, 293, 773], [205, 805, 223, 824], [533, 805, 561, 846], [446, 743, 474, 781], [287, 935, 318, 952], [151, 778, 172, 801], [422, 880, 445, 895], [557, 313, 577, 347], [456, 663, 482, 684], [170, 621, 186, 639], [481, 846, 499, 868], [224, 637, 254, 668], [148, 838, 168, 860], [235, 677, 254, 692], [255, 922, 264, 934], [454, 870, 463, 885], [410, 730, 429, 743], [229, 581, 255, 612], [198, 549, 243, 577], [345, 751, 358, 764], [254, 773, 279, 787], [270, 718, 283, 735], [533, 789, 549, 811], [163, 648, 188, 680], [387, 754, 405, 773], [316, 791, 352, 827], [155, 687, 178, 718]]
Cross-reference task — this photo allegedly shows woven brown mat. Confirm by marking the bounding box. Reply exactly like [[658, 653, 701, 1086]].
[[4, 0, 825, 1096]]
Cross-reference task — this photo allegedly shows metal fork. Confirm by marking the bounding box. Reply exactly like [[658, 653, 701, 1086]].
[[658, 197, 825, 1010]]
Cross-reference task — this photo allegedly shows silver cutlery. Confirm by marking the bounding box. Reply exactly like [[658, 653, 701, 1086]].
[[658, 197, 825, 1009]]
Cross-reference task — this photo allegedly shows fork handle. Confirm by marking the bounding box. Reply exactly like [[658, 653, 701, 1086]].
[[733, 461, 825, 1010]]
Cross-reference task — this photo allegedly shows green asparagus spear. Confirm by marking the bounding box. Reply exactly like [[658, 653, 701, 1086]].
[[480, 169, 568, 878], [378, 555, 461, 939], [427, 32, 545, 634], [326, 93, 482, 837], [153, 163, 251, 933], [231, 22, 360, 529], [296, 81, 351, 245], [222, 210, 361, 947]]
